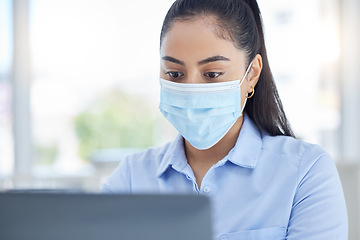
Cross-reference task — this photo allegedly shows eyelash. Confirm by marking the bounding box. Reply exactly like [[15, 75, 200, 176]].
[[166, 71, 184, 79], [203, 72, 224, 78], [166, 71, 224, 79]]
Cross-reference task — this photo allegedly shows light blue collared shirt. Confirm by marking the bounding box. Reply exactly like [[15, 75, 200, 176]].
[[103, 115, 348, 240]]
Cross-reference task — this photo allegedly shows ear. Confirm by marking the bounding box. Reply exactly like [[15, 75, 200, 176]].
[[246, 54, 262, 92]]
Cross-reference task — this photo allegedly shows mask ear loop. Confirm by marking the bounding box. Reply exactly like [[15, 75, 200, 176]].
[[240, 60, 253, 112], [239, 60, 253, 86]]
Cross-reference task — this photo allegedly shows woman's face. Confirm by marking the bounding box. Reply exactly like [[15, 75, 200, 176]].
[[160, 16, 257, 108]]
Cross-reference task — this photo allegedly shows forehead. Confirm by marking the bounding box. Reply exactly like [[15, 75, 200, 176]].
[[160, 17, 245, 62]]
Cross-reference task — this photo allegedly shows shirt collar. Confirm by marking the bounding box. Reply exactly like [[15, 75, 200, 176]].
[[156, 134, 188, 178], [156, 114, 263, 178]]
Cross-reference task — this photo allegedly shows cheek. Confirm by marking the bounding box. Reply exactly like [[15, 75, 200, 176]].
[[240, 82, 250, 107], [159, 66, 166, 78]]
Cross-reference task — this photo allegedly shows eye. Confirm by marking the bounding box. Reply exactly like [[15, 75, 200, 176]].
[[204, 72, 224, 78], [166, 71, 184, 79]]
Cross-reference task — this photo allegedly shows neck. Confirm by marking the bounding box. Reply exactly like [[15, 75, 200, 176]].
[[184, 116, 244, 188], [185, 116, 244, 166]]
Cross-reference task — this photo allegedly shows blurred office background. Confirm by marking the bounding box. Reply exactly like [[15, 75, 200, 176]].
[[0, 0, 359, 238]]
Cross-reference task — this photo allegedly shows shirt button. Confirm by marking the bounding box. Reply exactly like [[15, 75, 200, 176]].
[[203, 186, 211, 193]]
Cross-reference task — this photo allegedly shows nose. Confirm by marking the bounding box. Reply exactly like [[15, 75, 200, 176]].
[[182, 72, 206, 84]]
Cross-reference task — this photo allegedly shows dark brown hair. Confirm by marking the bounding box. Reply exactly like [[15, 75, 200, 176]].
[[160, 0, 295, 137]]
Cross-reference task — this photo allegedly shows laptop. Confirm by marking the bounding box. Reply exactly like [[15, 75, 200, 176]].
[[0, 191, 212, 240]]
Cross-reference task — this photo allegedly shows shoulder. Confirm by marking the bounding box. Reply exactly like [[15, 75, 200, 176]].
[[260, 135, 347, 238], [262, 134, 324, 159], [117, 139, 176, 177], [262, 134, 329, 164], [124, 142, 172, 167], [102, 138, 179, 193], [261, 134, 337, 183]]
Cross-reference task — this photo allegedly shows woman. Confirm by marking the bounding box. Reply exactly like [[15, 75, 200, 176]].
[[103, 0, 348, 239]]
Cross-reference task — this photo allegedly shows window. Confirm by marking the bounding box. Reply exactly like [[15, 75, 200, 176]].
[[0, 0, 14, 178], [2, 0, 346, 190], [259, 0, 341, 159], [29, 0, 176, 185]]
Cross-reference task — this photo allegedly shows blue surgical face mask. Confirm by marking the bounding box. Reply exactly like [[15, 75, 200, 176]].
[[159, 62, 252, 150]]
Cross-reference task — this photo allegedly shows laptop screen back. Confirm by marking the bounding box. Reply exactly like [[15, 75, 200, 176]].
[[0, 192, 212, 240]]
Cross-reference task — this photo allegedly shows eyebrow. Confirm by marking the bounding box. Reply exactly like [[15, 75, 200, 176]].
[[197, 55, 230, 65], [161, 56, 185, 66], [161, 55, 230, 66]]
